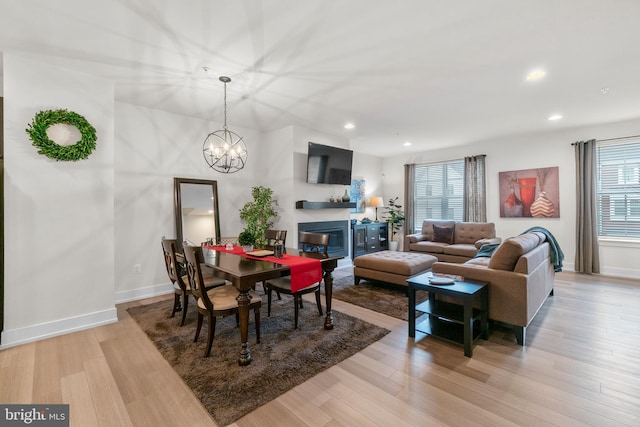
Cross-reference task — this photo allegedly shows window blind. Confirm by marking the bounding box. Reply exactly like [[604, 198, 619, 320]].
[[413, 159, 464, 231], [596, 139, 640, 238]]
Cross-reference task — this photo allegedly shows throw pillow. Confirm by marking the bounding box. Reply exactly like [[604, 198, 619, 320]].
[[432, 224, 454, 244]]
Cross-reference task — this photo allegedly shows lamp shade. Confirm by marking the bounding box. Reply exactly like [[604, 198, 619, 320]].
[[369, 196, 384, 208]]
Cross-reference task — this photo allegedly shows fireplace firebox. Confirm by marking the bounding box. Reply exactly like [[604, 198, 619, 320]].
[[297, 220, 349, 258]]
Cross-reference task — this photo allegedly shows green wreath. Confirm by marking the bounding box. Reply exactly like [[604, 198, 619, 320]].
[[26, 109, 97, 161]]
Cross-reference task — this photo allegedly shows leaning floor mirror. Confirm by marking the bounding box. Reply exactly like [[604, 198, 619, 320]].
[[174, 177, 221, 253]]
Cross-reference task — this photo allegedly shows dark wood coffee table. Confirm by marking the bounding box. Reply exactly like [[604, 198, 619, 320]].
[[408, 272, 488, 357]]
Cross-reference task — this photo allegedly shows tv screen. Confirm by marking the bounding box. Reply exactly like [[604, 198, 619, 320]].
[[306, 142, 353, 185]]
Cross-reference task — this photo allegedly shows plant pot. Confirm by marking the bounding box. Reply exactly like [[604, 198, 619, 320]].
[[241, 245, 254, 252], [389, 241, 399, 251]]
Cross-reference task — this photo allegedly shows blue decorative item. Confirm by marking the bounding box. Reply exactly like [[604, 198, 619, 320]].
[[350, 179, 366, 213]]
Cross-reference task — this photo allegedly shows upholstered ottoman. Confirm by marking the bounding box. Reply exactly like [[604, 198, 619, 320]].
[[353, 251, 437, 287]]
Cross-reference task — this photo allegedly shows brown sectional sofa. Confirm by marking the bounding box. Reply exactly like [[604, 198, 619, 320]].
[[431, 231, 555, 346], [404, 220, 501, 263]]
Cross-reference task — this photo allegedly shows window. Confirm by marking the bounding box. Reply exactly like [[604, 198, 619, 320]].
[[596, 140, 640, 238], [412, 159, 464, 231]]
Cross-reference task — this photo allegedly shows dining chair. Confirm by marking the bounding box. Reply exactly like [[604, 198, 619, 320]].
[[183, 244, 262, 357], [161, 238, 226, 326], [257, 229, 289, 294], [264, 229, 287, 247], [264, 232, 327, 329]]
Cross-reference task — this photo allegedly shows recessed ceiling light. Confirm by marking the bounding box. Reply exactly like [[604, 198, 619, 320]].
[[548, 114, 563, 121], [403, 141, 412, 147], [344, 122, 355, 129], [526, 70, 546, 81], [600, 87, 610, 94]]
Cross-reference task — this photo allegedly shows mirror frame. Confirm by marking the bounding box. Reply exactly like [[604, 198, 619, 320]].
[[173, 177, 221, 253]]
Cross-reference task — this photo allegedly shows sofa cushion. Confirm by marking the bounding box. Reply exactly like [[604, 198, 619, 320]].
[[410, 241, 447, 253], [465, 257, 491, 267], [488, 233, 542, 271], [443, 243, 478, 258], [433, 224, 455, 244], [454, 222, 496, 244]]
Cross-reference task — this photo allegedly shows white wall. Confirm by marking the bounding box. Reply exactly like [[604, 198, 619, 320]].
[[2, 52, 116, 346], [383, 117, 640, 279], [113, 102, 263, 301]]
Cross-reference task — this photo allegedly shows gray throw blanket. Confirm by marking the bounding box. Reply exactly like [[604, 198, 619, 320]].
[[522, 226, 565, 272]]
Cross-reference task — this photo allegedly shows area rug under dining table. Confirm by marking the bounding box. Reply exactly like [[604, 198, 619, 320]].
[[127, 294, 389, 426]]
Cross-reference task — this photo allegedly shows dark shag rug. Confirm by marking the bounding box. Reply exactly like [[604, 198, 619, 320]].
[[330, 274, 428, 321], [127, 295, 389, 426]]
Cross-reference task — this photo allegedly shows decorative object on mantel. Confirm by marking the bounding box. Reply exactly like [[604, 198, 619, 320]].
[[350, 179, 366, 213], [202, 74, 247, 173], [341, 189, 350, 202], [369, 196, 384, 222], [240, 186, 277, 247], [383, 196, 405, 251], [26, 109, 97, 161]]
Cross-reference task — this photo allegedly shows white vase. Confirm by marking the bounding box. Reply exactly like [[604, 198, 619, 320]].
[[389, 241, 399, 251]]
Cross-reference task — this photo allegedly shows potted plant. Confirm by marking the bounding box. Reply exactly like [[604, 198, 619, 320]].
[[239, 186, 277, 248], [383, 197, 405, 251], [237, 230, 256, 252]]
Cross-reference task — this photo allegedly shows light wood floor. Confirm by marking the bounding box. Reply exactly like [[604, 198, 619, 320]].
[[1, 271, 639, 426]]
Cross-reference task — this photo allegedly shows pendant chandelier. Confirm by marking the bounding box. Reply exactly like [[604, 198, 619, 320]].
[[202, 76, 247, 173]]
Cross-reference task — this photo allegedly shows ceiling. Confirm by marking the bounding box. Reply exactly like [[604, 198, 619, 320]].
[[2, 0, 640, 157]]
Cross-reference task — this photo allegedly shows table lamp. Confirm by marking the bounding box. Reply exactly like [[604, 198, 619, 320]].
[[369, 196, 384, 222]]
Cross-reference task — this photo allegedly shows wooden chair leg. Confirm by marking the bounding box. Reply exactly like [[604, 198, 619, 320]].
[[294, 295, 300, 329], [267, 286, 273, 317], [180, 292, 189, 326], [205, 313, 216, 357], [170, 293, 180, 318], [315, 288, 323, 316], [194, 313, 203, 342]]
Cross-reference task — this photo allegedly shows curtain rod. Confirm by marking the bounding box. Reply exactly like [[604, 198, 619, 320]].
[[571, 134, 640, 145]]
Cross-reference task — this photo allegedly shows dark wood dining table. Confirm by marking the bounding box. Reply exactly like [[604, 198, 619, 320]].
[[201, 247, 341, 366]]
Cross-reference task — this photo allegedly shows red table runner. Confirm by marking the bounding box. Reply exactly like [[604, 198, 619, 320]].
[[204, 246, 322, 292]]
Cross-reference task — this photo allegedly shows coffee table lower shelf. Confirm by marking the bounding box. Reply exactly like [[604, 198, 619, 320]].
[[414, 301, 484, 347], [408, 272, 488, 357]]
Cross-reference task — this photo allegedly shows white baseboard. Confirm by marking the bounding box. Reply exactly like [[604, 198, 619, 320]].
[[562, 261, 640, 279], [115, 282, 174, 304], [0, 283, 174, 350], [0, 308, 118, 350]]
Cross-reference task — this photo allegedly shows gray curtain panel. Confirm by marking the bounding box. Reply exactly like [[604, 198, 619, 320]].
[[404, 163, 415, 235], [574, 139, 600, 273], [463, 155, 487, 222]]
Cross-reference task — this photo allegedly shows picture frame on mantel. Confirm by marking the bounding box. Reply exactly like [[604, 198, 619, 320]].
[[499, 166, 560, 218], [350, 179, 366, 213]]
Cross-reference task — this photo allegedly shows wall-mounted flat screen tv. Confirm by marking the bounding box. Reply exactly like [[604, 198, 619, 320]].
[[306, 142, 353, 185]]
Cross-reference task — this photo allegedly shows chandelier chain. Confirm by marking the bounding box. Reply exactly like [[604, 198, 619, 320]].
[[223, 80, 228, 130]]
